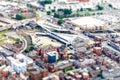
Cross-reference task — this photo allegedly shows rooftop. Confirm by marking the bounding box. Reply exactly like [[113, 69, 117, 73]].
[[71, 17, 105, 28]]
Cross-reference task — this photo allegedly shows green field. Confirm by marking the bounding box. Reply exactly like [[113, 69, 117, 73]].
[[0, 30, 16, 45]]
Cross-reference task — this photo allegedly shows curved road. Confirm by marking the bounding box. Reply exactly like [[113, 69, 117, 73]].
[[20, 36, 27, 53], [16, 30, 28, 53]]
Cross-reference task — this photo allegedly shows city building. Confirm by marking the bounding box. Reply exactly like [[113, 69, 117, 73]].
[[46, 51, 58, 63], [6, 56, 27, 73], [45, 1, 96, 12], [16, 54, 34, 67], [38, 45, 59, 57], [93, 47, 103, 55]]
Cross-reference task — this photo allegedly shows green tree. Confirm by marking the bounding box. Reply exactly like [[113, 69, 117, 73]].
[[108, 4, 112, 8], [24, 48, 29, 53], [54, 13, 59, 18], [58, 19, 64, 25], [29, 45, 35, 51], [63, 9, 72, 15], [51, 9, 55, 12], [47, 11, 51, 15], [54, 13, 63, 19], [97, 5, 104, 10], [24, 45, 35, 53], [39, 0, 52, 6], [80, 8, 83, 11], [16, 14, 25, 20]]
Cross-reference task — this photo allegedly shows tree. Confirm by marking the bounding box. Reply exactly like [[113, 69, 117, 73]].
[[54, 13, 59, 18], [47, 11, 51, 15], [63, 9, 72, 15], [58, 19, 64, 25], [97, 5, 104, 10], [108, 4, 112, 8], [29, 45, 35, 51], [15, 38, 21, 44], [51, 9, 55, 12], [39, 0, 52, 6], [54, 13, 63, 19], [80, 8, 83, 11], [16, 14, 25, 20], [24, 45, 35, 53]]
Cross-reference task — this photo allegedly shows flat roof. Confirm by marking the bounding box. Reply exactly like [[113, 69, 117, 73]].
[[0, 1, 18, 6], [71, 17, 105, 28], [29, 2, 40, 7]]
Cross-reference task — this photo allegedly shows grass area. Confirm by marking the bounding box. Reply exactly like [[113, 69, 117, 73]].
[[63, 67, 74, 73], [57, 59, 64, 62], [0, 30, 16, 45], [80, 10, 96, 15], [66, 68, 82, 73], [0, 30, 11, 34], [75, 10, 103, 16]]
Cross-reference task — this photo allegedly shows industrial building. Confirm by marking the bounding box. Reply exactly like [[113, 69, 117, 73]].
[[69, 17, 107, 31]]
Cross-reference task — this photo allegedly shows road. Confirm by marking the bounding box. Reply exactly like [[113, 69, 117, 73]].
[[20, 36, 27, 53], [102, 41, 120, 54]]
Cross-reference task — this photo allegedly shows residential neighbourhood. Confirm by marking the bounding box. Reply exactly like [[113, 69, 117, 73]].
[[0, 0, 120, 80]]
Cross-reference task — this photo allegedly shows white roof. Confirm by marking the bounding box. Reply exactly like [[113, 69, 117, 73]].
[[71, 17, 105, 28], [0, 1, 18, 6], [29, 2, 40, 7], [16, 54, 33, 64], [7, 56, 26, 67], [82, 72, 89, 75]]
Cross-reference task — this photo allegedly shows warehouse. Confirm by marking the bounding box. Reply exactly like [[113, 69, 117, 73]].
[[70, 17, 107, 31]]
